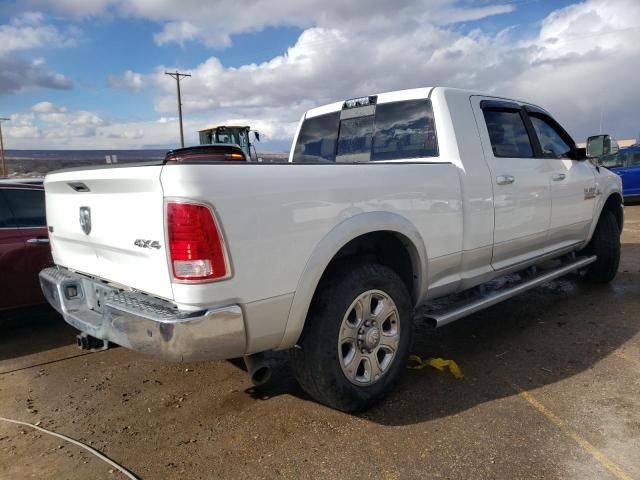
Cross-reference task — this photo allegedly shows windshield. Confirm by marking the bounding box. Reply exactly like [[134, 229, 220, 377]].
[[215, 128, 248, 148]]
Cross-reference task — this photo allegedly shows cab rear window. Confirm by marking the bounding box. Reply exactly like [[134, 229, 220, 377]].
[[336, 115, 374, 160], [292, 99, 438, 162]]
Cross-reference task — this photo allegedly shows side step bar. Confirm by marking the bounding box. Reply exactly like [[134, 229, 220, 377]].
[[424, 255, 597, 327]]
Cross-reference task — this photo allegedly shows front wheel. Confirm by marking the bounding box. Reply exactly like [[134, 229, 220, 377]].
[[290, 263, 413, 412], [584, 209, 620, 283]]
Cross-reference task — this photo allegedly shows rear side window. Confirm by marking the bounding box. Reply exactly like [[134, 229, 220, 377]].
[[629, 152, 640, 166], [292, 112, 340, 163], [2, 189, 46, 227], [0, 191, 16, 228], [372, 100, 438, 161], [483, 110, 533, 158]]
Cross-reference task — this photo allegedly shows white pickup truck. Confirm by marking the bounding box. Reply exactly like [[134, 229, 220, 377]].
[[40, 87, 623, 412]]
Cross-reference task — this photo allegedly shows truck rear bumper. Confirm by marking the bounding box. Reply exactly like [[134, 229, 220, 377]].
[[39, 267, 246, 362]]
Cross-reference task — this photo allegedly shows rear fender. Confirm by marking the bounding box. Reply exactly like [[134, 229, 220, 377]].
[[275, 211, 427, 350]]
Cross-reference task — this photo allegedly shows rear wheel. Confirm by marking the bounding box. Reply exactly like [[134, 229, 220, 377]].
[[584, 209, 620, 283], [290, 263, 413, 412]]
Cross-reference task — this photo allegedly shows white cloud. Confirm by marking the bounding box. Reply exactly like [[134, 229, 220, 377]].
[[44, 125, 98, 138], [40, 0, 514, 48], [9, 113, 36, 126], [107, 128, 144, 139], [0, 11, 77, 55], [103, 0, 640, 147], [4, 99, 182, 148], [69, 110, 104, 126], [30, 105, 103, 128], [6, 125, 41, 139], [430, 4, 515, 23], [0, 56, 72, 94], [506, 0, 640, 139], [12, 11, 45, 26], [153, 20, 207, 46], [108, 70, 144, 91], [4, 104, 112, 147], [38, 112, 67, 123], [0, 12, 76, 95], [32, 101, 67, 113], [37, 0, 113, 17], [12, 0, 640, 149]]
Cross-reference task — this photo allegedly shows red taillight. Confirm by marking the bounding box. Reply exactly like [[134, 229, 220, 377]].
[[167, 201, 229, 281]]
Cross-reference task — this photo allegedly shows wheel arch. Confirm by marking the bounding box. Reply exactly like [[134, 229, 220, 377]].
[[276, 211, 428, 350], [604, 192, 624, 233], [585, 191, 624, 246]]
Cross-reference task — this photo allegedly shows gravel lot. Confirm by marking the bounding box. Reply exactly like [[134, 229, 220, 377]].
[[1, 206, 639, 480]]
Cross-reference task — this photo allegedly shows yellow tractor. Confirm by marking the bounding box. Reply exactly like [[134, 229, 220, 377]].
[[197, 125, 260, 159]]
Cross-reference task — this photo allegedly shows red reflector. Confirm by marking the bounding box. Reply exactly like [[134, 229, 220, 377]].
[[167, 202, 228, 281]]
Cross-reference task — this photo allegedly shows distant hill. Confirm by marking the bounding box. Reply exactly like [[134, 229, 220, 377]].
[[3, 149, 290, 177]]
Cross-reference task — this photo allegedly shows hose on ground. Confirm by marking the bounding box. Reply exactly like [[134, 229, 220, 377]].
[[0, 416, 138, 479]]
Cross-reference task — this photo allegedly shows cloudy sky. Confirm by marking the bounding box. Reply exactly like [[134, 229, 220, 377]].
[[1, 0, 639, 151]]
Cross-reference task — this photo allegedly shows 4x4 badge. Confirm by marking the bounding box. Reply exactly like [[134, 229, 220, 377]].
[[584, 185, 600, 199], [134, 239, 161, 249]]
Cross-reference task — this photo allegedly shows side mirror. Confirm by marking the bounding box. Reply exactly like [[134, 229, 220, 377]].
[[586, 134, 619, 158], [254, 131, 260, 142]]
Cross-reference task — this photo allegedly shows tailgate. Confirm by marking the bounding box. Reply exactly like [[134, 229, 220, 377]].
[[44, 165, 173, 300]]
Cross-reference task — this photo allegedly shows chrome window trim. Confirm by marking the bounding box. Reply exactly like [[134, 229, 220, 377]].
[[0, 187, 44, 191], [0, 226, 47, 230]]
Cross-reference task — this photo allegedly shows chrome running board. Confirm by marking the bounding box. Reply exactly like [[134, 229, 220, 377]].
[[423, 255, 597, 327]]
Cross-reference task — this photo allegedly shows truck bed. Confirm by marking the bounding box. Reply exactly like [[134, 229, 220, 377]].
[[45, 161, 463, 311]]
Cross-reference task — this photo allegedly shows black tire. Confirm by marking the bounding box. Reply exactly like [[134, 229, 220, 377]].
[[290, 263, 413, 412], [584, 209, 620, 283]]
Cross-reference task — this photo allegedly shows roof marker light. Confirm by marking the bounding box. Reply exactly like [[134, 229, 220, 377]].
[[343, 95, 377, 109]]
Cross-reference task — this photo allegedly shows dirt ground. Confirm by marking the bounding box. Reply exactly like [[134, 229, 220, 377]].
[[1, 206, 640, 480]]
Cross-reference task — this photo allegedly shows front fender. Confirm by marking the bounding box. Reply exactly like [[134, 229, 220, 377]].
[[584, 168, 623, 246], [275, 211, 428, 350]]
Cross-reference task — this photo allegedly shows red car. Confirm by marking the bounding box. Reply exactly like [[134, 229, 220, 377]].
[[0, 181, 52, 311]]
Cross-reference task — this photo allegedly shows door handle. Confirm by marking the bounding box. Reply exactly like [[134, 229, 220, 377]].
[[496, 175, 515, 185], [26, 237, 50, 244], [552, 173, 567, 181]]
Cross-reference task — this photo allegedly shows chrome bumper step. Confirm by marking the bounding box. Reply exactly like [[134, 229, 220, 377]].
[[39, 266, 247, 362]]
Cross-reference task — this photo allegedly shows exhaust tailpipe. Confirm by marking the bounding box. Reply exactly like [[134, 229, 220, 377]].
[[76, 333, 109, 351], [243, 353, 273, 386]]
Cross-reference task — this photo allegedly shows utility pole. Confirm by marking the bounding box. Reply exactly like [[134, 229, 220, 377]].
[[599, 105, 604, 134], [0, 118, 9, 178], [164, 71, 191, 147]]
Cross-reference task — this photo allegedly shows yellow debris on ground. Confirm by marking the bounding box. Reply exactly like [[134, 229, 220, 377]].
[[407, 354, 464, 379]]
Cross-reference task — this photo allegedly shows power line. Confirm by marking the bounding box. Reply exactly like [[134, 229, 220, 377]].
[[165, 71, 191, 148], [0, 118, 9, 178]]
